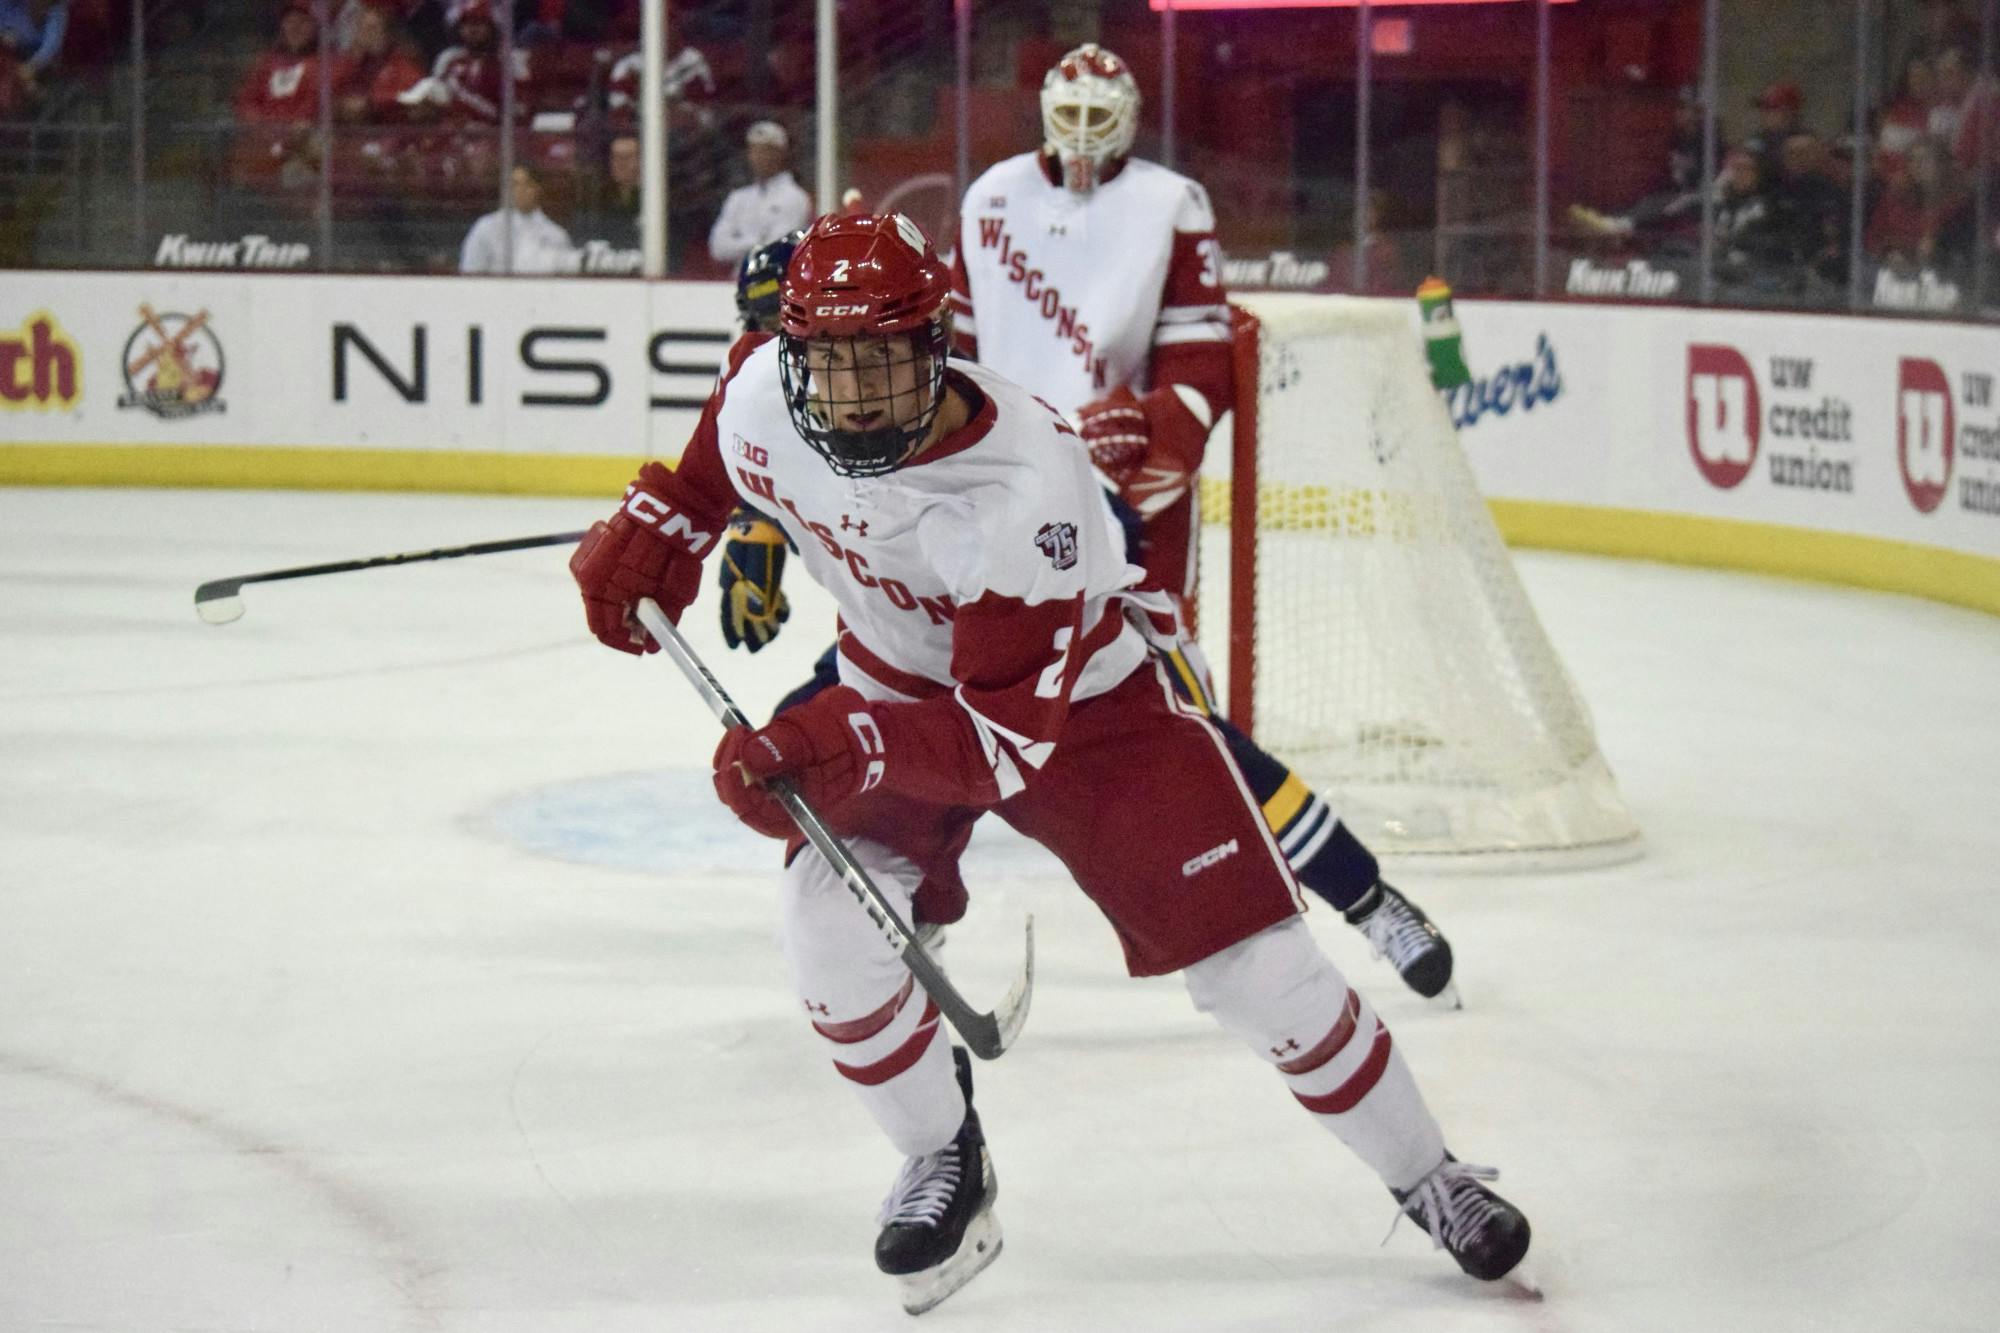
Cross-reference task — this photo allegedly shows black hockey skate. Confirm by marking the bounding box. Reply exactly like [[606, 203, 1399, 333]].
[[874, 1046, 1001, 1315], [1345, 881, 1457, 1004], [1392, 1155, 1531, 1283]]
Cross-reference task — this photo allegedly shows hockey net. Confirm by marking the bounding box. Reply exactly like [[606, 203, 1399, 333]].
[[1197, 293, 1640, 868]]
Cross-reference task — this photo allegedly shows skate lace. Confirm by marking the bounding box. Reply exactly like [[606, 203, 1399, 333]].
[[1359, 892, 1433, 969], [876, 1143, 963, 1229], [1385, 1160, 1503, 1254]]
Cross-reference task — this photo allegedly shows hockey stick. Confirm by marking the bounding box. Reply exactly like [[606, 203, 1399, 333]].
[[635, 598, 1033, 1061], [194, 530, 587, 625]]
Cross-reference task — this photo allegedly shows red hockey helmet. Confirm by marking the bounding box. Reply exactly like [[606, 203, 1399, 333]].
[[777, 213, 955, 477]]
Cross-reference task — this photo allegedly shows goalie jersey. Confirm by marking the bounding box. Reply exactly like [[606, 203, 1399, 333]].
[[949, 151, 1234, 419]]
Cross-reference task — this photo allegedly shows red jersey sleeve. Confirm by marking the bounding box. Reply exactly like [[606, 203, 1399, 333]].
[[869, 589, 1125, 807], [857, 429, 1132, 808], [235, 55, 319, 123], [1150, 178, 1233, 415], [629, 332, 771, 534]]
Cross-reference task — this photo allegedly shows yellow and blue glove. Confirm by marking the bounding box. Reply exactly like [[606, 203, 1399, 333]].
[[717, 509, 792, 652]]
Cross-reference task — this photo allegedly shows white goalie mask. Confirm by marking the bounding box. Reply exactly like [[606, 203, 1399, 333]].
[[1040, 43, 1139, 195]]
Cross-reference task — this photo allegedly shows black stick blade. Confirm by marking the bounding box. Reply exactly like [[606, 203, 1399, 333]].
[[194, 580, 247, 625]]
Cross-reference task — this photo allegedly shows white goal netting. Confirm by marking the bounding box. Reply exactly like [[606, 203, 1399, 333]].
[[1196, 293, 1640, 868]]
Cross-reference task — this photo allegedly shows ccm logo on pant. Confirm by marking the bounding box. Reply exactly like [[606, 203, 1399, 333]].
[[1181, 839, 1239, 878]]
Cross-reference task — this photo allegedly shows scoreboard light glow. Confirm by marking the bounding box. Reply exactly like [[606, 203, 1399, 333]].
[[1149, 1, 1576, 9]]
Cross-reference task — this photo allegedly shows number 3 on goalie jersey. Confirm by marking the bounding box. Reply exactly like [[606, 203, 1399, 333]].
[[1035, 627, 1075, 699], [1197, 238, 1222, 288]]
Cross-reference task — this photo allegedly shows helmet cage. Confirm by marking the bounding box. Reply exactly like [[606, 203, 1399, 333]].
[[779, 317, 952, 478], [1041, 44, 1139, 194]]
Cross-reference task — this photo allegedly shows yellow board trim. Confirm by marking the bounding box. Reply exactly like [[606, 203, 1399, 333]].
[[1489, 499, 2000, 619], [1262, 773, 1312, 835], [0, 444, 648, 497], [1195, 475, 2000, 619], [7, 446, 1998, 617]]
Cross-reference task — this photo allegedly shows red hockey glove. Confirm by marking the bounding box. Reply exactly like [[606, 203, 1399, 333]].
[[1076, 386, 1151, 484], [711, 685, 886, 838], [1076, 384, 1214, 518], [569, 464, 718, 654]]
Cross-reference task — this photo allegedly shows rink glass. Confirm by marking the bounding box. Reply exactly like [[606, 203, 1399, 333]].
[[0, 0, 1990, 319]]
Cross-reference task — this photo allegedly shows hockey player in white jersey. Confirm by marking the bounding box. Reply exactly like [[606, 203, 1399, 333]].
[[948, 42, 1459, 1002], [570, 212, 1531, 1313]]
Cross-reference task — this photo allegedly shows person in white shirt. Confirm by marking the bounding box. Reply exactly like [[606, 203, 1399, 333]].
[[707, 119, 814, 266], [458, 165, 576, 275]]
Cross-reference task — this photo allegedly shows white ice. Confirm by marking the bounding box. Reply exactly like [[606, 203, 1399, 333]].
[[2, 486, 1997, 1333]]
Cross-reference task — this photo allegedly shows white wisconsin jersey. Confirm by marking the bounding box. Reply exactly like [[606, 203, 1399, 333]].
[[711, 344, 1150, 709], [951, 152, 1228, 417]]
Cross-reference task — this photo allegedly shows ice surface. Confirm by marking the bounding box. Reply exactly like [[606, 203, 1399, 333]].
[[3, 487, 1997, 1332]]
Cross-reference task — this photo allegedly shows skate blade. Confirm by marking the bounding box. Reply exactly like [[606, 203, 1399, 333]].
[[1495, 1256, 1543, 1300], [898, 1210, 1002, 1316]]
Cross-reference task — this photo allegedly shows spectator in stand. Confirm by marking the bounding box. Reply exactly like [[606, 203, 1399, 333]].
[[416, 0, 505, 126], [1879, 55, 1940, 177], [605, 43, 714, 129], [333, 2, 423, 123], [706, 119, 812, 266], [1929, 44, 1978, 142], [1709, 148, 1794, 290], [1769, 133, 1849, 288], [1901, 0, 1980, 75], [589, 132, 640, 247], [1568, 86, 1708, 243], [333, 0, 434, 57], [233, 1, 330, 188], [1867, 136, 1973, 276], [0, 0, 67, 107], [459, 162, 575, 273], [1742, 82, 1805, 180]]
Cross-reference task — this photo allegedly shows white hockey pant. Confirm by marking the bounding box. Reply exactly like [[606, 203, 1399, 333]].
[[1183, 917, 1446, 1192], [780, 837, 964, 1159]]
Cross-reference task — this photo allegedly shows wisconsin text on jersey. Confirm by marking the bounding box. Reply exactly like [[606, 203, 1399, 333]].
[[731, 456, 957, 626], [973, 217, 1110, 391]]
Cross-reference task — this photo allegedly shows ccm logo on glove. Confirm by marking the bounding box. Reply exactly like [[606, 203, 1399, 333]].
[[711, 685, 887, 838], [850, 711, 885, 792], [623, 489, 716, 553]]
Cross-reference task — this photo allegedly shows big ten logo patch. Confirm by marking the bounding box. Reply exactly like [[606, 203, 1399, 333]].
[[0, 311, 82, 411], [1897, 358, 1954, 515], [1686, 344, 1760, 489], [119, 305, 225, 420]]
